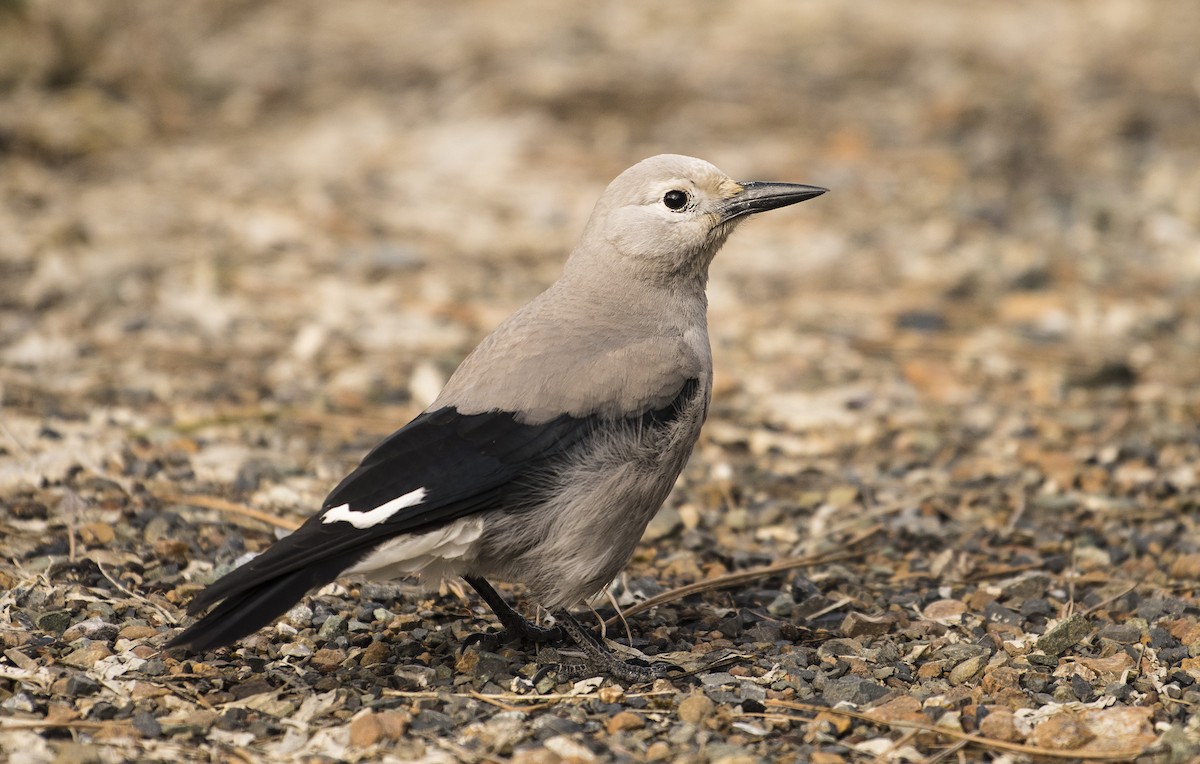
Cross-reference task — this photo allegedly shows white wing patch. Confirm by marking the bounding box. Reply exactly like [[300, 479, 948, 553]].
[[321, 487, 428, 529]]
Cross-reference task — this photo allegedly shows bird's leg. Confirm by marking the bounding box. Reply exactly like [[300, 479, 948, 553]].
[[461, 576, 565, 650], [536, 608, 682, 685]]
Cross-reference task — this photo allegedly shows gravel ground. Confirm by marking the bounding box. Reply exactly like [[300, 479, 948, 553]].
[[3, 1, 1200, 762]]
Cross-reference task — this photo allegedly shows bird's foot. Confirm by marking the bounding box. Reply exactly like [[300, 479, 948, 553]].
[[532, 653, 682, 686], [529, 608, 683, 686], [461, 575, 566, 653]]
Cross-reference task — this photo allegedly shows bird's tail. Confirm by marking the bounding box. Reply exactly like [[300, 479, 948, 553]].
[[165, 547, 359, 652]]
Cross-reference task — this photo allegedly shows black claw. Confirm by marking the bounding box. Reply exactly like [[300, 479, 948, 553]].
[[653, 661, 687, 677], [530, 663, 555, 685], [460, 630, 502, 653]]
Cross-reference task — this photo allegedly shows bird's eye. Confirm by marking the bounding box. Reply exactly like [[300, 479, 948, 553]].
[[663, 190, 689, 211]]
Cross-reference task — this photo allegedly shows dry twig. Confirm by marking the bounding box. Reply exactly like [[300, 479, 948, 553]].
[[605, 527, 878, 627], [159, 492, 301, 531], [96, 561, 179, 626]]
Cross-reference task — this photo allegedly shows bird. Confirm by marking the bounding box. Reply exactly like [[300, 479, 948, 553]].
[[167, 154, 825, 681]]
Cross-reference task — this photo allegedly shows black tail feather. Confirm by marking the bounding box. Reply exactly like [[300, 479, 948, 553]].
[[166, 558, 351, 652]]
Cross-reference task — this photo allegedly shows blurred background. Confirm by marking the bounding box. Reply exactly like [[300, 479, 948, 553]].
[[2, 0, 1199, 534]]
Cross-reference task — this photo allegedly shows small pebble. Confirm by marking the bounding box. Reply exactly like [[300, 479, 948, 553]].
[[118, 625, 159, 640], [309, 647, 346, 674], [821, 675, 889, 706], [61, 643, 112, 669], [841, 612, 893, 638], [79, 522, 116, 546], [1036, 614, 1092, 656], [65, 675, 102, 696], [978, 708, 1022, 742], [1031, 713, 1095, 749], [949, 655, 987, 685], [606, 711, 644, 733], [678, 693, 714, 724], [1096, 623, 1142, 644], [543, 735, 597, 762], [646, 741, 672, 760], [360, 639, 391, 666], [36, 611, 73, 634], [318, 614, 347, 640], [349, 711, 383, 748], [132, 711, 162, 739]]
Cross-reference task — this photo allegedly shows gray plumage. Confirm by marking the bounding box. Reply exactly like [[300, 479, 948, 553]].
[[168, 155, 825, 674]]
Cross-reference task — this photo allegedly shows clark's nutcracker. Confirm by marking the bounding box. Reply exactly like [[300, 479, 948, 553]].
[[168, 154, 825, 680]]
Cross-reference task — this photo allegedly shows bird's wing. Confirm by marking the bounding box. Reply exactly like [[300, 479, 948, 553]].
[[177, 408, 587, 615], [169, 376, 700, 650]]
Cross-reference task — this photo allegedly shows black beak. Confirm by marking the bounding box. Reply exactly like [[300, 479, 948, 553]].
[[721, 181, 827, 223]]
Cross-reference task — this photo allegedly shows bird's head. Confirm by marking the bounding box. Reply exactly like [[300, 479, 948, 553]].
[[574, 154, 826, 284]]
